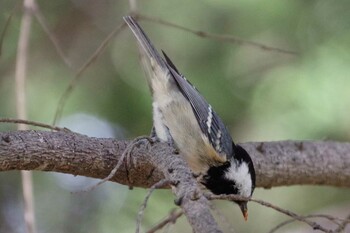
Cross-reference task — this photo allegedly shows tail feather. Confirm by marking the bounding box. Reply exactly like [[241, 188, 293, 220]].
[[123, 16, 166, 70]]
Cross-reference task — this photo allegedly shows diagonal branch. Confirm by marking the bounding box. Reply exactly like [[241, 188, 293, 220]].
[[137, 14, 298, 56], [32, 0, 72, 68], [146, 209, 183, 233], [52, 22, 127, 125]]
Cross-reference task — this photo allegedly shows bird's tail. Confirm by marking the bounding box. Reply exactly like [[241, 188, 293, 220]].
[[123, 16, 167, 71]]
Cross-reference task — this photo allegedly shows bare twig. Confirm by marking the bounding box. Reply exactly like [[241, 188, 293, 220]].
[[136, 179, 171, 233], [0, 0, 21, 56], [269, 214, 348, 233], [15, 0, 36, 232], [51, 12, 297, 127], [15, 3, 31, 125], [334, 213, 350, 233], [210, 203, 236, 233], [146, 209, 183, 233], [74, 136, 152, 193], [32, 0, 72, 68], [250, 198, 330, 232], [208, 194, 333, 233], [52, 22, 127, 125], [0, 118, 68, 131], [137, 14, 298, 56], [51, 11, 297, 126], [71, 151, 126, 194], [21, 172, 35, 233]]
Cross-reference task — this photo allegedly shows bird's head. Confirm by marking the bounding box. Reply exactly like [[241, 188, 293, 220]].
[[201, 144, 256, 221]]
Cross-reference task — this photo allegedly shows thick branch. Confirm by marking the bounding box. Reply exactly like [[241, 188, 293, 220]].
[[0, 130, 164, 187], [242, 141, 350, 188], [0, 130, 349, 188], [0, 130, 222, 232]]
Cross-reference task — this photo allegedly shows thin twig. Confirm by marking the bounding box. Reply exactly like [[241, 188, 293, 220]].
[[146, 209, 183, 233], [136, 179, 171, 233], [0, 118, 68, 131], [74, 136, 152, 194], [334, 213, 350, 233], [208, 194, 332, 233], [52, 22, 127, 125], [269, 214, 347, 233], [0, 0, 21, 56], [32, 0, 72, 68], [52, 12, 296, 126], [21, 172, 35, 233], [15, 3, 31, 125], [210, 203, 236, 233], [137, 14, 298, 56], [15, 0, 36, 232], [73, 139, 132, 193], [250, 198, 331, 233]]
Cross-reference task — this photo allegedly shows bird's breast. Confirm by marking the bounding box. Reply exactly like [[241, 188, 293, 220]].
[[152, 84, 226, 173]]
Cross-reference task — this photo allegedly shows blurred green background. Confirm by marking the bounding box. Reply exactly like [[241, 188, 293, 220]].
[[1, 0, 349, 232]]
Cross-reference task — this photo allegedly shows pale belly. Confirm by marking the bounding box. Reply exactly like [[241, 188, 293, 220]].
[[153, 88, 225, 173]]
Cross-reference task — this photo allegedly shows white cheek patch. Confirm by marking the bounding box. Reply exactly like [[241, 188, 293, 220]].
[[225, 161, 252, 198]]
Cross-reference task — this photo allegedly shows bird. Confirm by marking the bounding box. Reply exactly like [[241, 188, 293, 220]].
[[124, 16, 256, 221]]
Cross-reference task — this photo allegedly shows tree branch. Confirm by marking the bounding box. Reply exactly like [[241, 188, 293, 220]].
[[0, 130, 162, 187], [1, 130, 350, 232], [0, 130, 223, 232], [1, 130, 349, 188], [137, 14, 298, 56], [243, 141, 350, 188]]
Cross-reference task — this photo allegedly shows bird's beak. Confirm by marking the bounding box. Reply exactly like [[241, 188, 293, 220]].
[[239, 202, 248, 221]]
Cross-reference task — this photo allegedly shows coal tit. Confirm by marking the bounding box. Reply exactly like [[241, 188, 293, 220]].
[[124, 16, 256, 220]]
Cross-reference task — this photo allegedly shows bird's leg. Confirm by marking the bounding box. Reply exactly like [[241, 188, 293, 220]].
[[167, 136, 177, 150], [126, 124, 176, 168], [150, 125, 177, 150], [125, 126, 158, 164], [123, 135, 156, 189], [125, 135, 154, 168], [149, 125, 159, 142]]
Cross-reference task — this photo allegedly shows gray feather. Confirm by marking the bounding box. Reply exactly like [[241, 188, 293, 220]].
[[123, 16, 166, 70], [163, 54, 233, 159]]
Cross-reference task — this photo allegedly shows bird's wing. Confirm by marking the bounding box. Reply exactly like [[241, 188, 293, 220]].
[[162, 51, 233, 159]]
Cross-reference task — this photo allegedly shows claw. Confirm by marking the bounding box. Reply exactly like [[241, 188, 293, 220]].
[[174, 196, 184, 206]]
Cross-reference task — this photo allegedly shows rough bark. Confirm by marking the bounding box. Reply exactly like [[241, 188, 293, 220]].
[[0, 130, 222, 233], [1, 130, 349, 188], [243, 141, 350, 188], [1, 130, 350, 233]]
